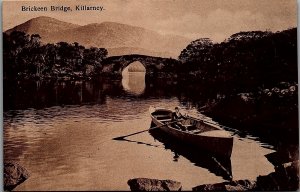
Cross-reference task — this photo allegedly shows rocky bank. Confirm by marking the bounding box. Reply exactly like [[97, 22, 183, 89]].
[[4, 162, 30, 191], [128, 160, 299, 191]]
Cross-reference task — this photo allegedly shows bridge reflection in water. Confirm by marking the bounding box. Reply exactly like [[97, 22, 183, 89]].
[[121, 61, 146, 95]]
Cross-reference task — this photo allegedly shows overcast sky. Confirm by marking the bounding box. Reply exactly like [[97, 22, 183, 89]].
[[3, 0, 297, 42]]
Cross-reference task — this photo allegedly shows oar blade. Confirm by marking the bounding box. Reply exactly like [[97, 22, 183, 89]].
[[112, 136, 125, 140]]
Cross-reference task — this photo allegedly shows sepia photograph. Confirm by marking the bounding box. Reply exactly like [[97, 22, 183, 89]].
[[2, 0, 298, 191]]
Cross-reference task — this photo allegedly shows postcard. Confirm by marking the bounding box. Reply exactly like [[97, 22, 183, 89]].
[[3, 0, 298, 191]]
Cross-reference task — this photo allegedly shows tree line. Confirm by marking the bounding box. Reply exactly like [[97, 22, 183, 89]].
[[3, 31, 108, 79], [178, 28, 297, 94], [4, 28, 297, 86]]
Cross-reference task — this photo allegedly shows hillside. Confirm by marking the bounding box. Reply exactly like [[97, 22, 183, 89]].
[[5, 16, 80, 40], [5, 17, 190, 58]]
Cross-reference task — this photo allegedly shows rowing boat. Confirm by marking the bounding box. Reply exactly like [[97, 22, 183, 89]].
[[149, 107, 234, 158]]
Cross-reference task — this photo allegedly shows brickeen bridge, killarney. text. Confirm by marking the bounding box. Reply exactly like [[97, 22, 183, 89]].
[[21, 5, 104, 12]]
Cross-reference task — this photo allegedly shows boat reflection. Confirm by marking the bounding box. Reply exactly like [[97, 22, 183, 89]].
[[149, 128, 233, 181]]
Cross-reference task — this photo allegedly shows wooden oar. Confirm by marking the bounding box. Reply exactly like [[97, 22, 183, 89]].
[[113, 120, 179, 140]]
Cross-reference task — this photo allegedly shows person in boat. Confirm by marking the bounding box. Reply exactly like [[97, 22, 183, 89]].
[[172, 107, 187, 131], [172, 107, 184, 120]]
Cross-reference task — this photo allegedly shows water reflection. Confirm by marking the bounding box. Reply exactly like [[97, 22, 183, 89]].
[[4, 78, 277, 190], [122, 61, 146, 95], [4, 79, 121, 111], [122, 72, 146, 95], [149, 128, 233, 181]]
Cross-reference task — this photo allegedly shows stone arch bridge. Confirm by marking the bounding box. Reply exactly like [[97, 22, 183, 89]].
[[101, 55, 180, 76]]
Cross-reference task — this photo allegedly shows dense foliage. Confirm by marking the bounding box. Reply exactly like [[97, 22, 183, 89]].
[[179, 28, 298, 146], [3, 31, 108, 79], [179, 28, 297, 91]]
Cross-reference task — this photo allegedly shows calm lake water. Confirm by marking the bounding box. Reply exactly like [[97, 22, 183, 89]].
[[4, 73, 275, 190]]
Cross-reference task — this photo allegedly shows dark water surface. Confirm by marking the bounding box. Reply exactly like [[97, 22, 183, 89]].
[[4, 74, 275, 190]]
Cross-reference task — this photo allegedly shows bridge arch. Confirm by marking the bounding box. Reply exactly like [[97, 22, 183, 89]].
[[121, 60, 146, 76], [101, 54, 181, 76]]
